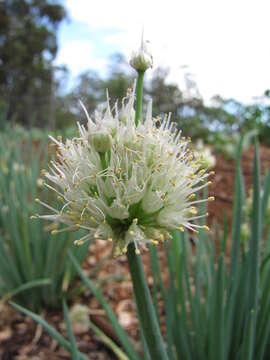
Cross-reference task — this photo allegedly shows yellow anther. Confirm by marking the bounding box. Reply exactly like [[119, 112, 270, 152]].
[[122, 247, 127, 254], [90, 216, 95, 221], [159, 234, 165, 241], [51, 230, 58, 235], [75, 223, 81, 228], [57, 196, 63, 202], [41, 169, 46, 176], [208, 196, 215, 202], [188, 193, 196, 201], [193, 229, 199, 234], [189, 208, 198, 216], [189, 172, 195, 179], [94, 233, 99, 239], [74, 239, 84, 246], [129, 230, 135, 235], [108, 237, 113, 242], [133, 218, 138, 224], [150, 239, 159, 245], [35, 198, 40, 203], [203, 225, 210, 232], [178, 226, 185, 232], [135, 248, 141, 255], [207, 181, 212, 186]]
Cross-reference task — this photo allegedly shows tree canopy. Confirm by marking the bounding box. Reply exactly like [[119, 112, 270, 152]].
[[0, 0, 66, 125]]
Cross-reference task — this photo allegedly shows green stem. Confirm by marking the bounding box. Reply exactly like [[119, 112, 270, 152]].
[[135, 70, 145, 126], [127, 243, 168, 360], [129, 67, 168, 359]]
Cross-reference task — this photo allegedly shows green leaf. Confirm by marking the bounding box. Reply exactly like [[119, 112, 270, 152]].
[[246, 143, 261, 334], [68, 251, 140, 360], [2, 279, 51, 302], [63, 300, 80, 360], [209, 255, 225, 360], [9, 301, 87, 360], [127, 243, 168, 360], [87, 319, 129, 360], [241, 310, 255, 360], [261, 171, 270, 230]]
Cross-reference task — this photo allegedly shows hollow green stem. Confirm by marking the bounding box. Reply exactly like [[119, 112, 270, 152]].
[[135, 70, 145, 126], [127, 243, 168, 360], [128, 67, 168, 359]]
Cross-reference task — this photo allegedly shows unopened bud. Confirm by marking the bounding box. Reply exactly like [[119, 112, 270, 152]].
[[89, 131, 111, 153], [130, 39, 153, 72]]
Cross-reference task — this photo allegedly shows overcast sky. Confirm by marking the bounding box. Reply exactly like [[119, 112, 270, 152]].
[[56, 0, 270, 103]]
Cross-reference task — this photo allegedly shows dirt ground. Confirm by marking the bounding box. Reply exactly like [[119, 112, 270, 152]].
[[1, 145, 270, 360]]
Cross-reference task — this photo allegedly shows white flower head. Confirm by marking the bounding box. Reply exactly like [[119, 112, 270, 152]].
[[130, 36, 153, 72], [35, 87, 213, 257]]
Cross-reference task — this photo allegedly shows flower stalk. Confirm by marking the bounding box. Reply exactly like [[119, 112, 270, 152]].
[[127, 243, 168, 360], [135, 70, 144, 126], [127, 61, 168, 360]]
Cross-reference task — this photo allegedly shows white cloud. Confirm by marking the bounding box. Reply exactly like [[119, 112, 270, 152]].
[[56, 40, 107, 77], [61, 0, 270, 102]]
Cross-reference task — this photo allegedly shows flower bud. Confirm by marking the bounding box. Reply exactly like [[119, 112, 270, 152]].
[[70, 304, 89, 333], [94, 222, 114, 241], [89, 131, 111, 153], [130, 40, 153, 72], [144, 227, 164, 241], [142, 189, 163, 214], [241, 223, 249, 242], [125, 222, 147, 246]]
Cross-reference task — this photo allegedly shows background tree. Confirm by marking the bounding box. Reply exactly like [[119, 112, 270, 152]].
[[0, 0, 66, 126]]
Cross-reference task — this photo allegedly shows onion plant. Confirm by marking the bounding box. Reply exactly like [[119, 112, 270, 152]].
[[10, 38, 270, 360]]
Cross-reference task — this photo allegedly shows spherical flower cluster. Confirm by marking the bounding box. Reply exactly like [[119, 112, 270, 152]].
[[34, 88, 213, 257]]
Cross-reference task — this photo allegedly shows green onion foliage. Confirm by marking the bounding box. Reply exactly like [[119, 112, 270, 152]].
[[145, 141, 270, 360], [0, 128, 89, 309], [11, 141, 270, 359]]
